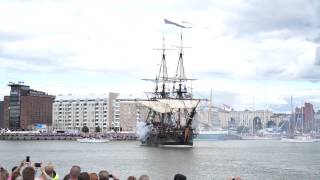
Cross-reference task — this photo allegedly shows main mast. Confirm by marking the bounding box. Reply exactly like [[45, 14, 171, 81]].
[[157, 37, 169, 99]]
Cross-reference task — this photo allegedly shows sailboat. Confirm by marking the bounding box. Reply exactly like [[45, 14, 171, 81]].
[[281, 97, 318, 143], [136, 34, 202, 147], [195, 89, 240, 140]]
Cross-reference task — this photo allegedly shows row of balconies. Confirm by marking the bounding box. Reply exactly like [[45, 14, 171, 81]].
[[55, 102, 107, 106]]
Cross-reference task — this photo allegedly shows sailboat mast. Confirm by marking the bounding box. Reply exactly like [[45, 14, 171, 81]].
[[290, 96, 293, 137], [252, 96, 255, 135], [208, 89, 212, 127], [302, 103, 304, 134]]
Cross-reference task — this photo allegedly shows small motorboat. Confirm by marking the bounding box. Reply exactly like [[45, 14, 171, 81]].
[[77, 138, 110, 143]]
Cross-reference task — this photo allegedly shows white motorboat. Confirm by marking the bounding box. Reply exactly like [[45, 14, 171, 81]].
[[77, 138, 110, 143]]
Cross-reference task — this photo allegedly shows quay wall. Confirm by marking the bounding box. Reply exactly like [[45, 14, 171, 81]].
[[0, 134, 77, 141], [0, 132, 138, 141]]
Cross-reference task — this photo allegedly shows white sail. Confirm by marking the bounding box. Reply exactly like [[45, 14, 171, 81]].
[[138, 99, 199, 113], [158, 99, 199, 109], [138, 100, 171, 113]]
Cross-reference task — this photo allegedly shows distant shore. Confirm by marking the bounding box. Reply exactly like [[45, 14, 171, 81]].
[[0, 132, 138, 141]]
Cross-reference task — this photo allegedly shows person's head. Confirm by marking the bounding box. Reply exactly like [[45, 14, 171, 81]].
[[227, 177, 241, 180], [127, 176, 137, 180], [45, 164, 54, 177], [0, 167, 9, 180], [78, 172, 90, 180], [22, 166, 35, 180], [89, 173, 98, 180], [98, 170, 109, 180], [174, 173, 186, 180], [138, 175, 150, 180], [11, 171, 20, 180], [69, 165, 81, 180], [11, 166, 18, 173], [63, 174, 70, 180]]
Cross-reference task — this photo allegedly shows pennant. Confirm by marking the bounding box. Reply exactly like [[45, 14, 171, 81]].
[[164, 19, 186, 28]]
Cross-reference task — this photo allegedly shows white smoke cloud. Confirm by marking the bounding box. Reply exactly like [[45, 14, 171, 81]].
[[136, 121, 152, 141]]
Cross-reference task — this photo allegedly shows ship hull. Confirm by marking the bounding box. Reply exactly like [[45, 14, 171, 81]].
[[141, 129, 194, 147]]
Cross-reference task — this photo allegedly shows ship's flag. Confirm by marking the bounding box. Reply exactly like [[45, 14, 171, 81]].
[[164, 19, 186, 28], [222, 104, 232, 111]]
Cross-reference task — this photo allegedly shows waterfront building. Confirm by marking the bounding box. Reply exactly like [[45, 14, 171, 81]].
[[108, 92, 121, 131], [119, 102, 148, 132], [294, 103, 315, 133], [218, 110, 272, 132], [52, 93, 120, 132], [269, 113, 290, 129], [0, 101, 3, 128], [303, 103, 315, 133], [3, 82, 54, 130], [314, 110, 320, 133]]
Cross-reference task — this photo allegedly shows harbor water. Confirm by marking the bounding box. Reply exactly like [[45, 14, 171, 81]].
[[0, 140, 319, 180]]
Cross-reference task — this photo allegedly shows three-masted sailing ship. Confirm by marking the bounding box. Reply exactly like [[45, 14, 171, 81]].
[[137, 34, 201, 147]]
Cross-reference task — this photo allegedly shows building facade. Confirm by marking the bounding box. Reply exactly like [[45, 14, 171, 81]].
[[314, 111, 320, 133], [3, 82, 54, 130], [218, 110, 272, 131], [119, 102, 148, 132], [269, 113, 290, 129], [0, 101, 3, 128], [294, 103, 315, 133], [303, 103, 315, 133], [52, 93, 120, 132]]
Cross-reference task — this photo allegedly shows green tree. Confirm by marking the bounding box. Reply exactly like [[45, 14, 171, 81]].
[[95, 126, 101, 133], [82, 126, 89, 133]]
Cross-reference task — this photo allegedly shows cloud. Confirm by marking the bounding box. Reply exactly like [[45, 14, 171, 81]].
[[315, 46, 320, 65], [226, 0, 319, 39]]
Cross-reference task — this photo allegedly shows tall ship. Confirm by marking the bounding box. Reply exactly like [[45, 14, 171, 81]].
[[137, 34, 201, 147]]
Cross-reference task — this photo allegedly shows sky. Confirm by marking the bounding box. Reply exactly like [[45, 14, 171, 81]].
[[0, 0, 320, 112]]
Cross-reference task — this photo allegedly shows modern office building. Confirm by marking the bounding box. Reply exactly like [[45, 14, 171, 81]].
[[3, 82, 54, 130], [52, 93, 121, 132]]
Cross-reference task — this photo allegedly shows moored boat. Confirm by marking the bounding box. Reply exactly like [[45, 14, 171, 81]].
[[281, 135, 318, 143], [77, 138, 110, 143]]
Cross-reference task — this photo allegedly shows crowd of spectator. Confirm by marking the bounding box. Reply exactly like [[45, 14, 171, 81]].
[[0, 160, 193, 180]]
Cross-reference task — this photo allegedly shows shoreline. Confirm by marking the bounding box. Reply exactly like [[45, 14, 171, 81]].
[[0, 132, 138, 141]]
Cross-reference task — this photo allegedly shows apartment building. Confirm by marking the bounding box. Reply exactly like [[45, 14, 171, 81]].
[[52, 93, 120, 132]]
